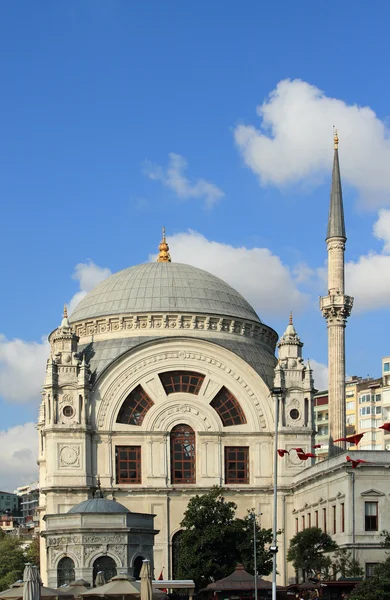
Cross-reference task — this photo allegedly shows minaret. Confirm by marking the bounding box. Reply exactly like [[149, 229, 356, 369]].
[[320, 130, 354, 455]]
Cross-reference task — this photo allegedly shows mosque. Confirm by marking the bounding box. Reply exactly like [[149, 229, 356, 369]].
[[38, 134, 390, 587]]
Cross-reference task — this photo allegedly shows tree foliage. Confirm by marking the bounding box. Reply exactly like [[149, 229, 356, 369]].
[[350, 557, 390, 600], [0, 530, 26, 591], [332, 548, 363, 579], [176, 487, 274, 589], [25, 537, 40, 567], [286, 527, 338, 580], [382, 530, 390, 549]]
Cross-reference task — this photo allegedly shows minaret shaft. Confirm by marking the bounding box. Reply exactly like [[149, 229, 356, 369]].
[[320, 132, 353, 456]]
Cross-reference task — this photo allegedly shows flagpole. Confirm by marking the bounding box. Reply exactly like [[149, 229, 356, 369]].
[[271, 388, 282, 600]]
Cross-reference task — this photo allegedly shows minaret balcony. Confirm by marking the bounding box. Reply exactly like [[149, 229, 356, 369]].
[[319, 294, 354, 320]]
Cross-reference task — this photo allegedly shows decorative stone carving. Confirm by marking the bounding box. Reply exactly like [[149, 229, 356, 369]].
[[84, 545, 101, 562], [59, 445, 81, 468], [72, 312, 278, 349], [98, 349, 266, 428]]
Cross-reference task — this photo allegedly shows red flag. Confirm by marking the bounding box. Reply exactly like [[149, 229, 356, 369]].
[[334, 433, 364, 445], [277, 449, 289, 457], [297, 452, 316, 460], [379, 423, 390, 432], [158, 569, 167, 593], [297, 453, 309, 461], [346, 456, 368, 469], [312, 444, 321, 449], [291, 448, 304, 453]]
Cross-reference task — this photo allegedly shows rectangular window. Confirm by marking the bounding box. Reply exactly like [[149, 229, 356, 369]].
[[346, 401, 355, 411], [332, 505, 336, 534], [116, 446, 141, 483], [384, 363, 390, 372], [224, 447, 249, 484], [323, 507, 327, 533], [346, 415, 356, 425], [341, 503, 345, 533], [315, 510, 318, 527], [308, 513, 311, 528], [302, 515, 305, 530], [376, 406, 382, 415], [375, 394, 381, 402], [366, 563, 379, 578], [365, 502, 378, 531]]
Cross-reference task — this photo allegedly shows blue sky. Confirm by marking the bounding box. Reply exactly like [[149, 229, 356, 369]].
[[1, 1, 390, 490]]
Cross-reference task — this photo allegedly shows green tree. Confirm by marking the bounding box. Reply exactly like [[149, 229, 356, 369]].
[[176, 488, 274, 589], [235, 510, 274, 577], [0, 531, 26, 591], [350, 557, 390, 600], [25, 537, 40, 567], [287, 527, 338, 580], [332, 548, 363, 579], [381, 530, 390, 549]]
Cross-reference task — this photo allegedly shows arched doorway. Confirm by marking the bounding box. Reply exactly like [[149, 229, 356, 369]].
[[172, 530, 183, 579], [133, 555, 145, 579], [57, 557, 75, 587], [93, 556, 117, 585]]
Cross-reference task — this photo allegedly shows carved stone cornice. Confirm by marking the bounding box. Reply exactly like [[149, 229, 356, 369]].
[[319, 294, 354, 323], [326, 239, 346, 251], [70, 312, 278, 351]]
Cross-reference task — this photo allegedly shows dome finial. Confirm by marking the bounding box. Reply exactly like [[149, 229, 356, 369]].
[[60, 303, 70, 328], [289, 311, 293, 325], [157, 226, 171, 263], [333, 126, 339, 150]]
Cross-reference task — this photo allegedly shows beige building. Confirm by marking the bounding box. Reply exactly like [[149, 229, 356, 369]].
[[38, 137, 390, 587]]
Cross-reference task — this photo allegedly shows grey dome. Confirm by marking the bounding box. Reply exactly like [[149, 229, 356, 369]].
[[68, 497, 130, 514], [70, 262, 261, 323]]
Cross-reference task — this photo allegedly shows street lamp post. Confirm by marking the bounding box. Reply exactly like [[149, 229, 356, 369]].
[[271, 388, 282, 600], [253, 514, 258, 600]]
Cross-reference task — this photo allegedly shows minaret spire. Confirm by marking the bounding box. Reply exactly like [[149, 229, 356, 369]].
[[327, 129, 346, 242], [157, 227, 171, 263], [320, 130, 354, 456]]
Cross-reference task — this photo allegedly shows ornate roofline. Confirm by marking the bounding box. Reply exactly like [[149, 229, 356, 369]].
[[63, 311, 278, 351]]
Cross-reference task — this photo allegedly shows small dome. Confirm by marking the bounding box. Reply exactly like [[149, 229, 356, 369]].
[[68, 497, 130, 514], [69, 262, 261, 324]]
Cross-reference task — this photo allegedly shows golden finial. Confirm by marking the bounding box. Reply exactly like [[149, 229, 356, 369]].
[[333, 126, 339, 150], [289, 311, 293, 325], [157, 227, 171, 263], [63, 303, 68, 318]]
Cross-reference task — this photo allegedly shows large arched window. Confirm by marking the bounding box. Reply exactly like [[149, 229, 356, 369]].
[[160, 371, 204, 395], [211, 386, 246, 426], [116, 385, 154, 425], [57, 556, 75, 587], [170, 425, 196, 484], [93, 556, 117, 585]]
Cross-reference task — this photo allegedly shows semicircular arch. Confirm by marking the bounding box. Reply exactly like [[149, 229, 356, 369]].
[[95, 337, 274, 433]]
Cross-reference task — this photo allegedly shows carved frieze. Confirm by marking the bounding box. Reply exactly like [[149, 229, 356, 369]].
[[59, 445, 81, 468], [73, 312, 278, 349]]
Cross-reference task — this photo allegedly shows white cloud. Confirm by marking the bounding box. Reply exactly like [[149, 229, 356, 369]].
[[346, 209, 390, 312], [0, 335, 49, 403], [0, 261, 111, 406], [144, 152, 225, 208], [0, 422, 38, 492], [150, 230, 307, 317], [234, 79, 390, 207], [310, 359, 328, 391], [68, 260, 111, 314]]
